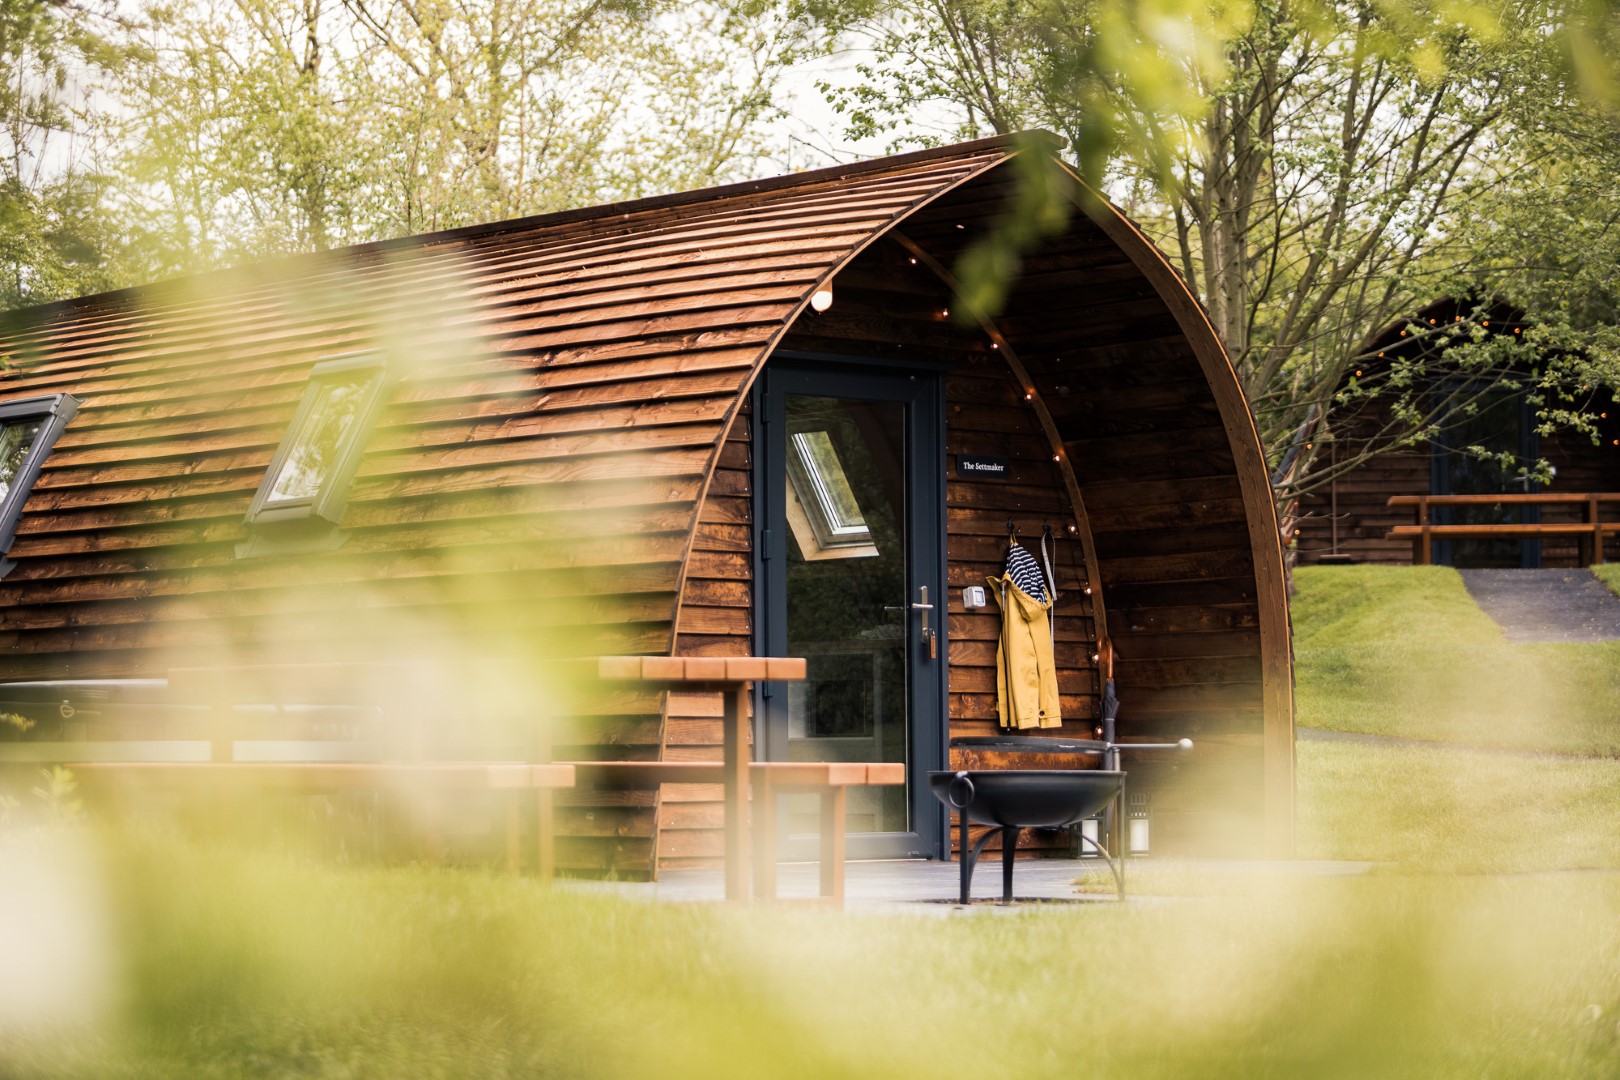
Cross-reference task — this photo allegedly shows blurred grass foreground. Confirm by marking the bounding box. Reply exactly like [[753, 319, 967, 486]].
[[2, 565, 1619, 1078]]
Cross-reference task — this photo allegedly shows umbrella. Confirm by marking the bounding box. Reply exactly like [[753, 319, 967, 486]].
[[1099, 638, 1119, 763], [1100, 675, 1119, 743]]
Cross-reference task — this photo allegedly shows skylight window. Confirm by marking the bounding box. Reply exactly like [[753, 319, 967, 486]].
[[245, 353, 390, 528], [0, 393, 81, 575], [784, 429, 879, 560]]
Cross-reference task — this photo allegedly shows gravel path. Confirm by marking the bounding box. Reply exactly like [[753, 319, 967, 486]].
[[1459, 568, 1620, 643]]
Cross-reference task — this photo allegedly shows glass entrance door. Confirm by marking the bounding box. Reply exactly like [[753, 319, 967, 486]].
[[755, 361, 946, 858], [1432, 387, 1539, 568]]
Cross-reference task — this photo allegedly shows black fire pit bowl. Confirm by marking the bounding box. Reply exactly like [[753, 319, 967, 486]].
[[928, 769, 1125, 904]]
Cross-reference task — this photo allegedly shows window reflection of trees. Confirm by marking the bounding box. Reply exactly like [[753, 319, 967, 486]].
[[0, 420, 44, 502], [266, 375, 373, 504]]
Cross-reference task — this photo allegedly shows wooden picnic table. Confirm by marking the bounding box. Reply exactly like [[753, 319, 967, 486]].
[[70, 761, 574, 791], [1386, 493, 1620, 565], [11, 657, 810, 899]]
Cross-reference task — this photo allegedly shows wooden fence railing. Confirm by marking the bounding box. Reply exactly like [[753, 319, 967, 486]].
[[1385, 493, 1620, 565]]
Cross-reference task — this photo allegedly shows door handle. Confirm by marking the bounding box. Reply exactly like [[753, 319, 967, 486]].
[[887, 588, 932, 617], [913, 587, 931, 635], [887, 587, 936, 658]]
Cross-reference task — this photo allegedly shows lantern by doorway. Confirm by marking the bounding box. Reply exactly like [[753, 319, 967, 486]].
[[1127, 791, 1152, 854]]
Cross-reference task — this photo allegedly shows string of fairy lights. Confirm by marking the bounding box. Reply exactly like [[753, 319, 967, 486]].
[[805, 233, 1109, 658]]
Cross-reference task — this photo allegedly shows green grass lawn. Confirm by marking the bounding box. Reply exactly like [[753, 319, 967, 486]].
[[4, 565, 1620, 1078], [1591, 563, 1620, 598], [1292, 564, 1620, 755], [2, 819, 1618, 1080]]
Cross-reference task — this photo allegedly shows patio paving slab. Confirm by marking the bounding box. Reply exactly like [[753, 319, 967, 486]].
[[562, 856, 1375, 913]]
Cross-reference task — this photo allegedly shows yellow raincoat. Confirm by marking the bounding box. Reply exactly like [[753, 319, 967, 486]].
[[987, 570, 1061, 729]]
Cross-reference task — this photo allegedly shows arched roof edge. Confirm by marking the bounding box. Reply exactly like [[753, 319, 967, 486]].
[[1051, 161, 1297, 857]]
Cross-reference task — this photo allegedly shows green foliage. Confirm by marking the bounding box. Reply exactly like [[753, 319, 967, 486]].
[[812, 0, 1620, 512], [0, 1, 121, 308], [8, 561, 1620, 1076], [952, 133, 1075, 318], [0, 764, 82, 830], [30, 765, 82, 824], [102, 0, 828, 276], [0, 1, 832, 297]]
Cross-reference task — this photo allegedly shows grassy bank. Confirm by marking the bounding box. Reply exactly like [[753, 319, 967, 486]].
[[1292, 565, 1620, 755], [1297, 739, 1620, 872], [1591, 563, 1620, 597]]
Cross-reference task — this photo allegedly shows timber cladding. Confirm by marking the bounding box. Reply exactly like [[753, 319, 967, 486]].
[[0, 133, 1292, 874]]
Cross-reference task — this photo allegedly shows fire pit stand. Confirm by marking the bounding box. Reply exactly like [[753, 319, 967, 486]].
[[931, 735, 1194, 904], [928, 769, 1126, 903]]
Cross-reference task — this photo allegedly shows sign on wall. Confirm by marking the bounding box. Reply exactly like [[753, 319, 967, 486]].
[[956, 454, 1009, 479]]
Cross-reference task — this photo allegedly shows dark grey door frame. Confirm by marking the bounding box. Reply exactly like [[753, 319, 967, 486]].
[[1429, 383, 1541, 568], [752, 354, 949, 859]]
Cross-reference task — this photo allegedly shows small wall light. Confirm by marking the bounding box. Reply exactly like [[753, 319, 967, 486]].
[[810, 288, 834, 312], [1127, 791, 1152, 854]]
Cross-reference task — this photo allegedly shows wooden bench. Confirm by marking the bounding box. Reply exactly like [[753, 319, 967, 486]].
[[568, 760, 906, 906], [546, 656, 809, 902], [749, 761, 906, 905], [67, 761, 575, 872], [1386, 494, 1620, 565], [2, 663, 577, 874]]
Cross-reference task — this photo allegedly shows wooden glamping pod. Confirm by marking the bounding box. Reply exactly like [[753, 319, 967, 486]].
[[0, 133, 1292, 871], [1296, 297, 1620, 568]]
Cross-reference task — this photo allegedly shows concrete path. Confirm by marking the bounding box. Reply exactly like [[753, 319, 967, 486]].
[[565, 855, 1375, 913], [1459, 568, 1620, 643]]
